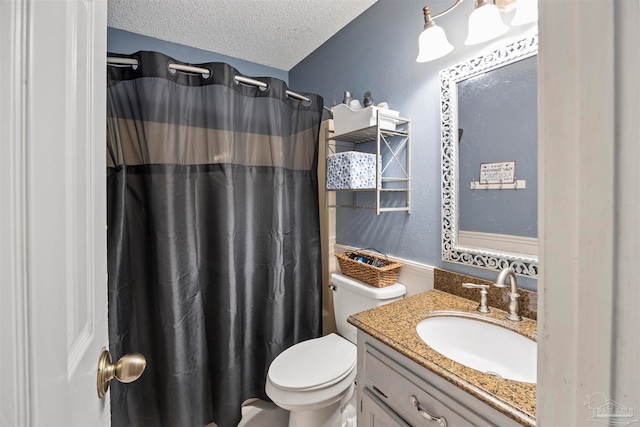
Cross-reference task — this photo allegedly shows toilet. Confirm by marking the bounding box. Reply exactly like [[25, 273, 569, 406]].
[[265, 272, 406, 427]]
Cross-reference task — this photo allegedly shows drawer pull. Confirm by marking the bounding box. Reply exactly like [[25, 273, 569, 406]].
[[409, 395, 447, 427]]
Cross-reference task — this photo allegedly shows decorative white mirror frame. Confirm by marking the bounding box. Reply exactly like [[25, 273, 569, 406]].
[[440, 34, 538, 277]]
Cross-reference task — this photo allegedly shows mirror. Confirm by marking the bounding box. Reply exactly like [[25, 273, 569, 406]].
[[440, 35, 538, 277]]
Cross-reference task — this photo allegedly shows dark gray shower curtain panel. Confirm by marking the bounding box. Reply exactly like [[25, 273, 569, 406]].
[[106, 51, 323, 427]]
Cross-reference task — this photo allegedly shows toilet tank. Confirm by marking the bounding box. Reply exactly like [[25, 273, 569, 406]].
[[330, 272, 406, 345]]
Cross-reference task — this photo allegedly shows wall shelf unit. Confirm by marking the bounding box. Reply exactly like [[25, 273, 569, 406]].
[[325, 111, 411, 215]]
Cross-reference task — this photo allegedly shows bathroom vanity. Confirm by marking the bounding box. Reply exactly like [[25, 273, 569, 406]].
[[349, 290, 536, 427], [345, 34, 541, 427]]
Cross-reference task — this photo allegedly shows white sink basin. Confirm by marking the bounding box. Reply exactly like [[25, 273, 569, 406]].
[[416, 316, 536, 383]]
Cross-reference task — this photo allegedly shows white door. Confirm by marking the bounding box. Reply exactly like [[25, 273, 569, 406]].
[[1, 0, 116, 425]]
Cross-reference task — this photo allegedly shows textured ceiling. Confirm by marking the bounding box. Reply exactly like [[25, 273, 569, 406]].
[[107, 0, 378, 71]]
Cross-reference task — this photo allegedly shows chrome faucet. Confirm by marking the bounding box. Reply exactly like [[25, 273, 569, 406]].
[[493, 267, 522, 321], [461, 283, 491, 313]]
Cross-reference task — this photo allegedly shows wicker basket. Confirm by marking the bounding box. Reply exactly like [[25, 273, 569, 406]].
[[336, 250, 403, 288]]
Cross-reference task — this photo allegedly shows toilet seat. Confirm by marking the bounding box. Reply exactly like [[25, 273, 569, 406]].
[[268, 333, 356, 391]]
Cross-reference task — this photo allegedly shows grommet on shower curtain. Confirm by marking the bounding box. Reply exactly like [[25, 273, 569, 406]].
[[167, 61, 177, 76]]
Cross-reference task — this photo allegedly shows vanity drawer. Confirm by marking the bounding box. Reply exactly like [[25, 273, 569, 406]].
[[361, 387, 412, 427], [362, 343, 500, 427]]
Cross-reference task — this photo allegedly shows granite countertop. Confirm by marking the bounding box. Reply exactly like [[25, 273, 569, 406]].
[[348, 289, 536, 427]]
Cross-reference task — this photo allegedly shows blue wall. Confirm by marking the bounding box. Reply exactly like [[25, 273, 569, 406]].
[[107, 28, 289, 83], [290, 0, 538, 290]]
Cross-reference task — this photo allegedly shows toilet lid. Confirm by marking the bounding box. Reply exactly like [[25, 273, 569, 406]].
[[268, 333, 357, 391]]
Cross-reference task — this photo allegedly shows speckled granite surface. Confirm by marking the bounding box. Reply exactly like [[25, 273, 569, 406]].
[[348, 290, 537, 426], [434, 268, 538, 321]]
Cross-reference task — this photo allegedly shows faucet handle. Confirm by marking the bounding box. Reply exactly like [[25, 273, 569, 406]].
[[461, 283, 491, 313], [462, 283, 490, 290]]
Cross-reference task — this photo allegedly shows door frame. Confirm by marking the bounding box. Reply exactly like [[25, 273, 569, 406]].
[[537, 0, 639, 424], [0, 0, 31, 424]]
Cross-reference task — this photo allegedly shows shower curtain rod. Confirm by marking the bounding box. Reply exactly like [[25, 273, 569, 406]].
[[107, 57, 332, 113]]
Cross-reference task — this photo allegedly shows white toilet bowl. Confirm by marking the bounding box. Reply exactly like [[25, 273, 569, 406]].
[[265, 273, 406, 427], [265, 333, 356, 427]]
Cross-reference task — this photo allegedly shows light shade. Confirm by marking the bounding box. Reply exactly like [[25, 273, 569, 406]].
[[416, 24, 454, 63], [511, 0, 538, 25], [465, 2, 508, 45]]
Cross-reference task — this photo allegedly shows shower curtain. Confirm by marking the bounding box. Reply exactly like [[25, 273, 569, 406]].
[[106, 51, 324, 427]]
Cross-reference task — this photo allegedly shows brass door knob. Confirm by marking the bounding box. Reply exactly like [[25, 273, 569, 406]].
[[97, 349, 146, 398]]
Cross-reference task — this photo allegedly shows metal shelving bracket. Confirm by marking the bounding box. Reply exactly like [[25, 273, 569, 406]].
[[324, 110, 411, 215]]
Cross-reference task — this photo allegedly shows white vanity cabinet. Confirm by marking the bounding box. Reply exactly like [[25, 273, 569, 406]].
[[356, 330, 524, 427]]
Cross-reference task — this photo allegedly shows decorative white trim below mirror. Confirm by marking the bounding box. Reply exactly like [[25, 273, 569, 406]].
[[440, 34, 538, 277], [458, 230, 538, 256]]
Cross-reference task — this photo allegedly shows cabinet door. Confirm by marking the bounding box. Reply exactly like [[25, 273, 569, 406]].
[[360, 388, 412, 427], [363, 343, 510, 426]]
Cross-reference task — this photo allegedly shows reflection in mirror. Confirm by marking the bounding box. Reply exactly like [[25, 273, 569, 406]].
[[458, 56, 537, 255], [440, 35, 538, 277]]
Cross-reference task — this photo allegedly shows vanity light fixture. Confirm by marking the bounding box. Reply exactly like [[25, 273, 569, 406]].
[[464, 0, 508, 45], [416, 0, 537, 63], [416, 6, 455, 62], [511, 0, 538, 25]]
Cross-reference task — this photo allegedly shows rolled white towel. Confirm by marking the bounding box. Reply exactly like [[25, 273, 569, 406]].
[[348, 99, 363, 110]]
